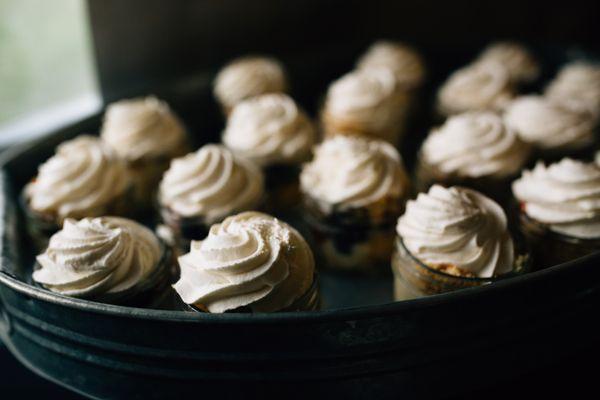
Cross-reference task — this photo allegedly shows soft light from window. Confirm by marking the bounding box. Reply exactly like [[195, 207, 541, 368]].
[[0, 0, 99, 147]]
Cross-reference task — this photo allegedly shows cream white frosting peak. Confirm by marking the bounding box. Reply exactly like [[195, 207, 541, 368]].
[[476, 42, 539, 83], [357, 41, 425, 89], [213, 56, 288, 110], [26, 135, 130, 221], [101, 96, 187, 161], [545, 62, 600, 116], [159, 144, 264, 223], [512, 158, 600, 239], [504, 95, 595, 151], [33, 217, 162, 298], [421, 112, 530, 178], [437, 61, 514, 116], [325, 67, 401, 127], [322, 68, 408, 143], [223, 93, 315, 166], [173, 211, 314, 313], [300, 135, 409, 209], [397, 185, 515, 277]]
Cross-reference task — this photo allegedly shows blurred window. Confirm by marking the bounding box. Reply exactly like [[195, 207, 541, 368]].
[[0, 0, 99, 147]]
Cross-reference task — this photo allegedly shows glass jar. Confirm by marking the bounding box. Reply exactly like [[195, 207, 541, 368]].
[[263, 164, 302, 215], [414, 154, 519, 209], [518, 212, 600, 270], [302, 194, 402, 273], [392, 237, 530, 300]]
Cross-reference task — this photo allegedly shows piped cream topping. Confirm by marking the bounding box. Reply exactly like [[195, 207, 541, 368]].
[[421, 112, 530, 178], [512, 158, 600, 239], [33, 217, 162, 298], [545, 62, 600, 117], [397, 185, 515, 277], [25, 135, 130, 221], [322, 67, 407, 140], [159, 144, 264, 223], [300, 135, 409, 211], [213, 56, 288, 111], [504, 95, 595, 151], [437, 61, 514, 116], [173, 211, 314, 313], [101, 96, 187, 161], [356, 40, 425, 89], [476, 41, 539, 83], [222, 93, 315, 166]]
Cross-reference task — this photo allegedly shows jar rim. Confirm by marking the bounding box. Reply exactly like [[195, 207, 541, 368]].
[[519, 210, 600, 244], [395, 236, 530, 283]]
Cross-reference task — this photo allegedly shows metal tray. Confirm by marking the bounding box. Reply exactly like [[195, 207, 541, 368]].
[[1, 44, 600, 399]]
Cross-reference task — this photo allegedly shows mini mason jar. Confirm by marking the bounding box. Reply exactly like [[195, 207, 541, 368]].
[[303, 195, 402, 274], [33, 242, 176, 309], [391, 237, 531, 300], [263, 164, 303, 215], [518, 212, 600, 270], [157, 207, 215, 255], [21, 185, 136, 252], [414, 154, 525, 209], [157, 196, 268, 255]]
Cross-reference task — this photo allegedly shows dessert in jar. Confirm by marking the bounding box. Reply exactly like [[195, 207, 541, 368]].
[[32, 217, 174, 308], [213, 55, 288, 115], [512, 158, 600, 269], [173, 211, 319, 313], [436, 61, 515, 117], [393, 185, 529, 299], [503, 95, 597, 161], [474, 41, 540, 85], [416, 111, 530, 205], [355, 40, 426, 142], [356, 40, 426, 92], [222, 93, 315, 212], [544, 61, 600, 118], [22, 135, 133, 250], [321, 67, 409, 145], [100, 96, 190, 211], [157, 144, 265, 252], [300, 135, 410, 272]]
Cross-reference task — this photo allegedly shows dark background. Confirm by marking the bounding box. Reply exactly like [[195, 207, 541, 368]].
[[2, 0, 600, 398], [88, 0, 600, 102]]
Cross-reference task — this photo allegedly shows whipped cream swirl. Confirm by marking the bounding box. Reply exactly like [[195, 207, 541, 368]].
[[421, 112, 530, 178], [300, 135, 409, 211], [356, 41, 425, 89], [512, 158, 600, 239], [223, 93, 315, 166], [26, 135, 130, 221], [159, 144, 264, 223], [174, 212, 315, 313], [101, 96, 187, 161], [545, 62, 600, 117], [33, 217, 163, 298], [437, 61, 514, 116], [322, 68, 406, 138], [476, 42, 539, 83], [504, 95, 595, 151], [213, 56, 288, 111], [397, 185, 515, 277]]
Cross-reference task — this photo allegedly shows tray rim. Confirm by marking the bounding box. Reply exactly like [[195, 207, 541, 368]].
[[2, 251, 599, 324]]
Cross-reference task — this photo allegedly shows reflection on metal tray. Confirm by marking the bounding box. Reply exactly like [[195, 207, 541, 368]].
[[1, 44, 600, 399]]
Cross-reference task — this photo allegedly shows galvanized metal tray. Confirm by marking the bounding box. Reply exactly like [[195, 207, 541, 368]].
[[1, 44, 599, 399]]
